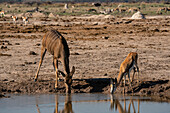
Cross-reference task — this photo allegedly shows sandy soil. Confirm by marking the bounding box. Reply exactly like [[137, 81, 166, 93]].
[[0, 16, 170, 101]]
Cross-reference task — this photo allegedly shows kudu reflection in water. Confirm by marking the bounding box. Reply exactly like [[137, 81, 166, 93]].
[[36, 94, 74, 113], [110, 95, 140, 113]]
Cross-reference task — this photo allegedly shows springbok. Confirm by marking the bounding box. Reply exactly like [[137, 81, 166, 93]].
[[11, 16, 18, 24], [128, 8, 138, 13], [0, 11, 5, 17], [34, 29, 75, 93], [22, 16, 28, 25], [110, 52, 139, 94], [157, 7, 170, 14]]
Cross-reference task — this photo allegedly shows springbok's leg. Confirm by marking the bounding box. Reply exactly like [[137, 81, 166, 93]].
[[54, 58, 59, 89], [134, 62, 139, 82], [123, 73, 126, 93], [34, 47, 47, 82], [136, 65, 139, 82], [128, 71, 132, 87], [132, 67, 136, 83], [124, 73, 126, 86], [134, 58, 139, 82], [128, 71, 133, 93]]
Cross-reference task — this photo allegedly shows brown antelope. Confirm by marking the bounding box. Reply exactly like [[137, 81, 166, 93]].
[[22, 16, 28, 25], [119, 8, 127, 13], [11, 16, 18, 24], [128, 8, 138, 13], [157, 7, 170, 14], [110, 52, 139, 94], [34, 29, 75, 93], [114, 7, 119, 12], [114, 7, 127, 13], [0, 11, 5, 17]]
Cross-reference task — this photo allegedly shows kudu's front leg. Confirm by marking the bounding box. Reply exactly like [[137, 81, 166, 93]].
[[54, 58, 59, 89], [34, 47, 47, 82]]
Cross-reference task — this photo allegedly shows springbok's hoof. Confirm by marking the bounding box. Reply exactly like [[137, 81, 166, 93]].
[[34, 78, 38, 82]]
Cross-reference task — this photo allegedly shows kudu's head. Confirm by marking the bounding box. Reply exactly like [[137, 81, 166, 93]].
[[59, 66, 75, 93], [110, 78, 117, 94]]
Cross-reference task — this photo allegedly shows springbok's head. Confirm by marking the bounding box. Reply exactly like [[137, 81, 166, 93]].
[[110, 78, 117, 94], [59, 66, 75, 93]]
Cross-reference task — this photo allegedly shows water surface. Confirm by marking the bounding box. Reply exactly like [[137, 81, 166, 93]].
[[0, 93, 169, 113]]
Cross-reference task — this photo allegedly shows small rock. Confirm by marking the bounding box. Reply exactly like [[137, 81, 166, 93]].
[[104, 73, 107, 76], [153, 28, 159, 32], [165, 86, 170, 90], [159, 89, 164, 92], [29, 51, 37, 55], [1, 46, 7, 49], [16, 89, 21, 93], [25, 62, 32, 64], [141, 89, 146, 93], [3, 79, 8, 81], [71, 52, 80, 55], [10, 80, 15, 82], [36, 43, 41, 46], [0, 94, 5, 98], [102, 36, 109, 39], [147, 90, 151, 95], [15, 43, 20, 45]]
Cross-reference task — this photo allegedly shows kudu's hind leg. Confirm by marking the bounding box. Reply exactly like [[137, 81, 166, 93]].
[[34, 47, 47, 82]]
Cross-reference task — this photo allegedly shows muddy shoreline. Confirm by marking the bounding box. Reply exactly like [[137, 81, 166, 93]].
[[0, 16, 170, 101]]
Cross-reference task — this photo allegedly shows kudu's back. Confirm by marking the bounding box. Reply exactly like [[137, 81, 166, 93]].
[[42, 29, 70, 58]]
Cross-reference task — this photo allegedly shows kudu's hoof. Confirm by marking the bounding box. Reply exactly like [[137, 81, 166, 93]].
[[55, 87, 59, 92]]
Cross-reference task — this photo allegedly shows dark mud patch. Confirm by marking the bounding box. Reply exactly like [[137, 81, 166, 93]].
[[0, 78, 169, 101]]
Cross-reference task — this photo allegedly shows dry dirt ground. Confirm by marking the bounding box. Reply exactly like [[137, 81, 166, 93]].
[[0, 16, 170, 101]]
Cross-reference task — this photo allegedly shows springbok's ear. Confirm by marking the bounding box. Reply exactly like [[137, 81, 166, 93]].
[[58, 70, 66, 77], [70, 66, 75, 77]]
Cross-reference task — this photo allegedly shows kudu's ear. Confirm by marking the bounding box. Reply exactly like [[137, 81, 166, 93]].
[[70, 66, 75, 77], [58, 70, 66, 77]]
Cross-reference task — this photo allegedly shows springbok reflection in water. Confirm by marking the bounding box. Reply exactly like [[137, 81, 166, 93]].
[[36, 94, 74, 113], [110, 95, 140, 113], [55, 94, 74, 113]]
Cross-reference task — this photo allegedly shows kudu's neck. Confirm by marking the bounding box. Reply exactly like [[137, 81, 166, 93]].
[[63, 58, 70, 75]]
